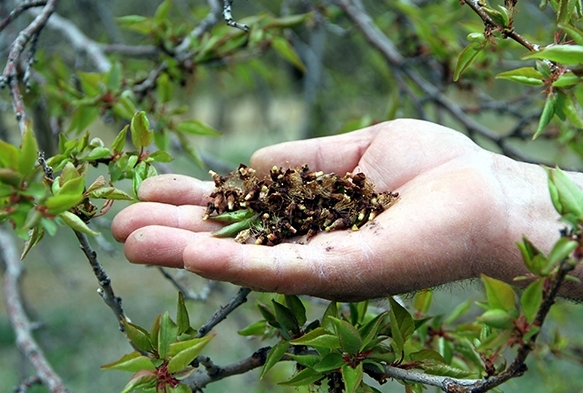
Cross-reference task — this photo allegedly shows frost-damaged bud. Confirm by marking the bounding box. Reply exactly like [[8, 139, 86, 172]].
[[203, 164, 400, 246]]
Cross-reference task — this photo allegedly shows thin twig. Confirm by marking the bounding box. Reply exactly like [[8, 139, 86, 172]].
[[157, 267, 215, 301], [175, 0, 222, 54], [27, 9, 111, 72], [0, 228, 69, 393], [196, 286, 252, 337], [223, 0, 249, 32], [0, 1, 46, 33], [72, 230, 126, 331], [1, 0, 58, 135]]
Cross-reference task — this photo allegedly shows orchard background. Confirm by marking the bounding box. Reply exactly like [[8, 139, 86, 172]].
[[2, 1, 583, 392]]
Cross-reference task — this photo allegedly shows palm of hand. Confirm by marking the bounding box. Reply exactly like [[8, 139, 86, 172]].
[[113, 120, 509, 300]]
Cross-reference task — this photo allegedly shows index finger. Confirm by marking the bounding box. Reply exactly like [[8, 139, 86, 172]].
[[138, 174, 215, 206]]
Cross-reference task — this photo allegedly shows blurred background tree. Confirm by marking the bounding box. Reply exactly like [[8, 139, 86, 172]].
[[2, 0, 583, 392]]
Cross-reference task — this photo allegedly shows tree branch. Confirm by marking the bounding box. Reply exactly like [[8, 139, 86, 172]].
[[334, 0, 539, 164], [157, 267, 216, 301], [27, 9, 111, 72], [0, 1, 46, 33], [1, 0, 57, 135], [223, 0, 249, 32], [72, 230, 127, 331], [196, 286, 252, 338], [0, 228, 69, 393]]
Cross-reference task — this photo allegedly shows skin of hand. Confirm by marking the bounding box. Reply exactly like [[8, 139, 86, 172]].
[[111, 119, 583, 301]]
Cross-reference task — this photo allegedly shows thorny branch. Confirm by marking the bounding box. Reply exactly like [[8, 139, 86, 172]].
[[0, 228, 69, 393]]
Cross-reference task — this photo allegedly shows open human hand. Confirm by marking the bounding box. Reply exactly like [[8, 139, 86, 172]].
[[112, 119, 565, 300]]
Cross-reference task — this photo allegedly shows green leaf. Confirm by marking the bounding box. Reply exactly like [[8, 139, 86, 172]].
[[521, 279, 544, 324], [122, 319, 154, 354], [552, 72, 580, 87], [522, 44, 583, 64], [478, 309, 515, 330], [101, 352, 156, 372], [175, 119, 221, 136], [57, 176, 85, 197], [547, 237, 578, 273], [68, 105, 99, 134], [238, 320, 267, 336], [330, 317, 362, 355], [480, 274, 516, 312], [342, 363, 363, 393], [207, 209, 254, 223], [322, 301, 338, 331], [272, 299, 300, 337], [176, 292, 190, 336], [290, 327, 340, 349], [154, 0, 172, 23], [112, 126, 128, 153], [120, 370, 157, 393], [83, 146, 112, 161], [131, 111, 153, 149], [454, 41, 485, 81], [496, 67, 545, 86], [413, 289, 432, 314], [287, 354, 322, 368], [388, 297, 414, 354], [18, 127, 38, 176], [547, 166, 583, 222], [158, 311, 178, 360], [0, 140, 19, 169], [45, 194, 84, 215], [271, 36, 306, 73], [409, 349, 446, 364], [279, 367, 323, 386], [534, 92, 557, 139], [20, 225, 44, 260], [150, 315, 161, 352], [148, 150, 173, 163], [90, 187, 133, 201], [285, 295, 307, 327], [157, 72, 174, 104], [167, 335, 214, 374], [268, 13, 312, 28], [313, 352, 344, 373], [107, 62, 123, 91], [260, 340, 290, 379], [444, 299, 473, 325], [559, 23, 583, 45], [212, 217, 258, 237], [59, 211, 100, 236], [358, 312, 388, 352]]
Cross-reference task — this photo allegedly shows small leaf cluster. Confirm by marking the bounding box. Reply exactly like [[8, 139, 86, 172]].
[[455, 1, 583, 143], [0, 112, 169, 258], [240, 295, 484, 393], [102, 293, 213, 393]]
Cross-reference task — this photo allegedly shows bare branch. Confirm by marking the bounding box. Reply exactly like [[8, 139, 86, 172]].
[[196, 286, 252, 337], [0, 1, 46, 33], [1, 0, 58, 135], [27, 9, 111, 72], [0, 228, 69, 393], [157, 267, 215, 301]]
